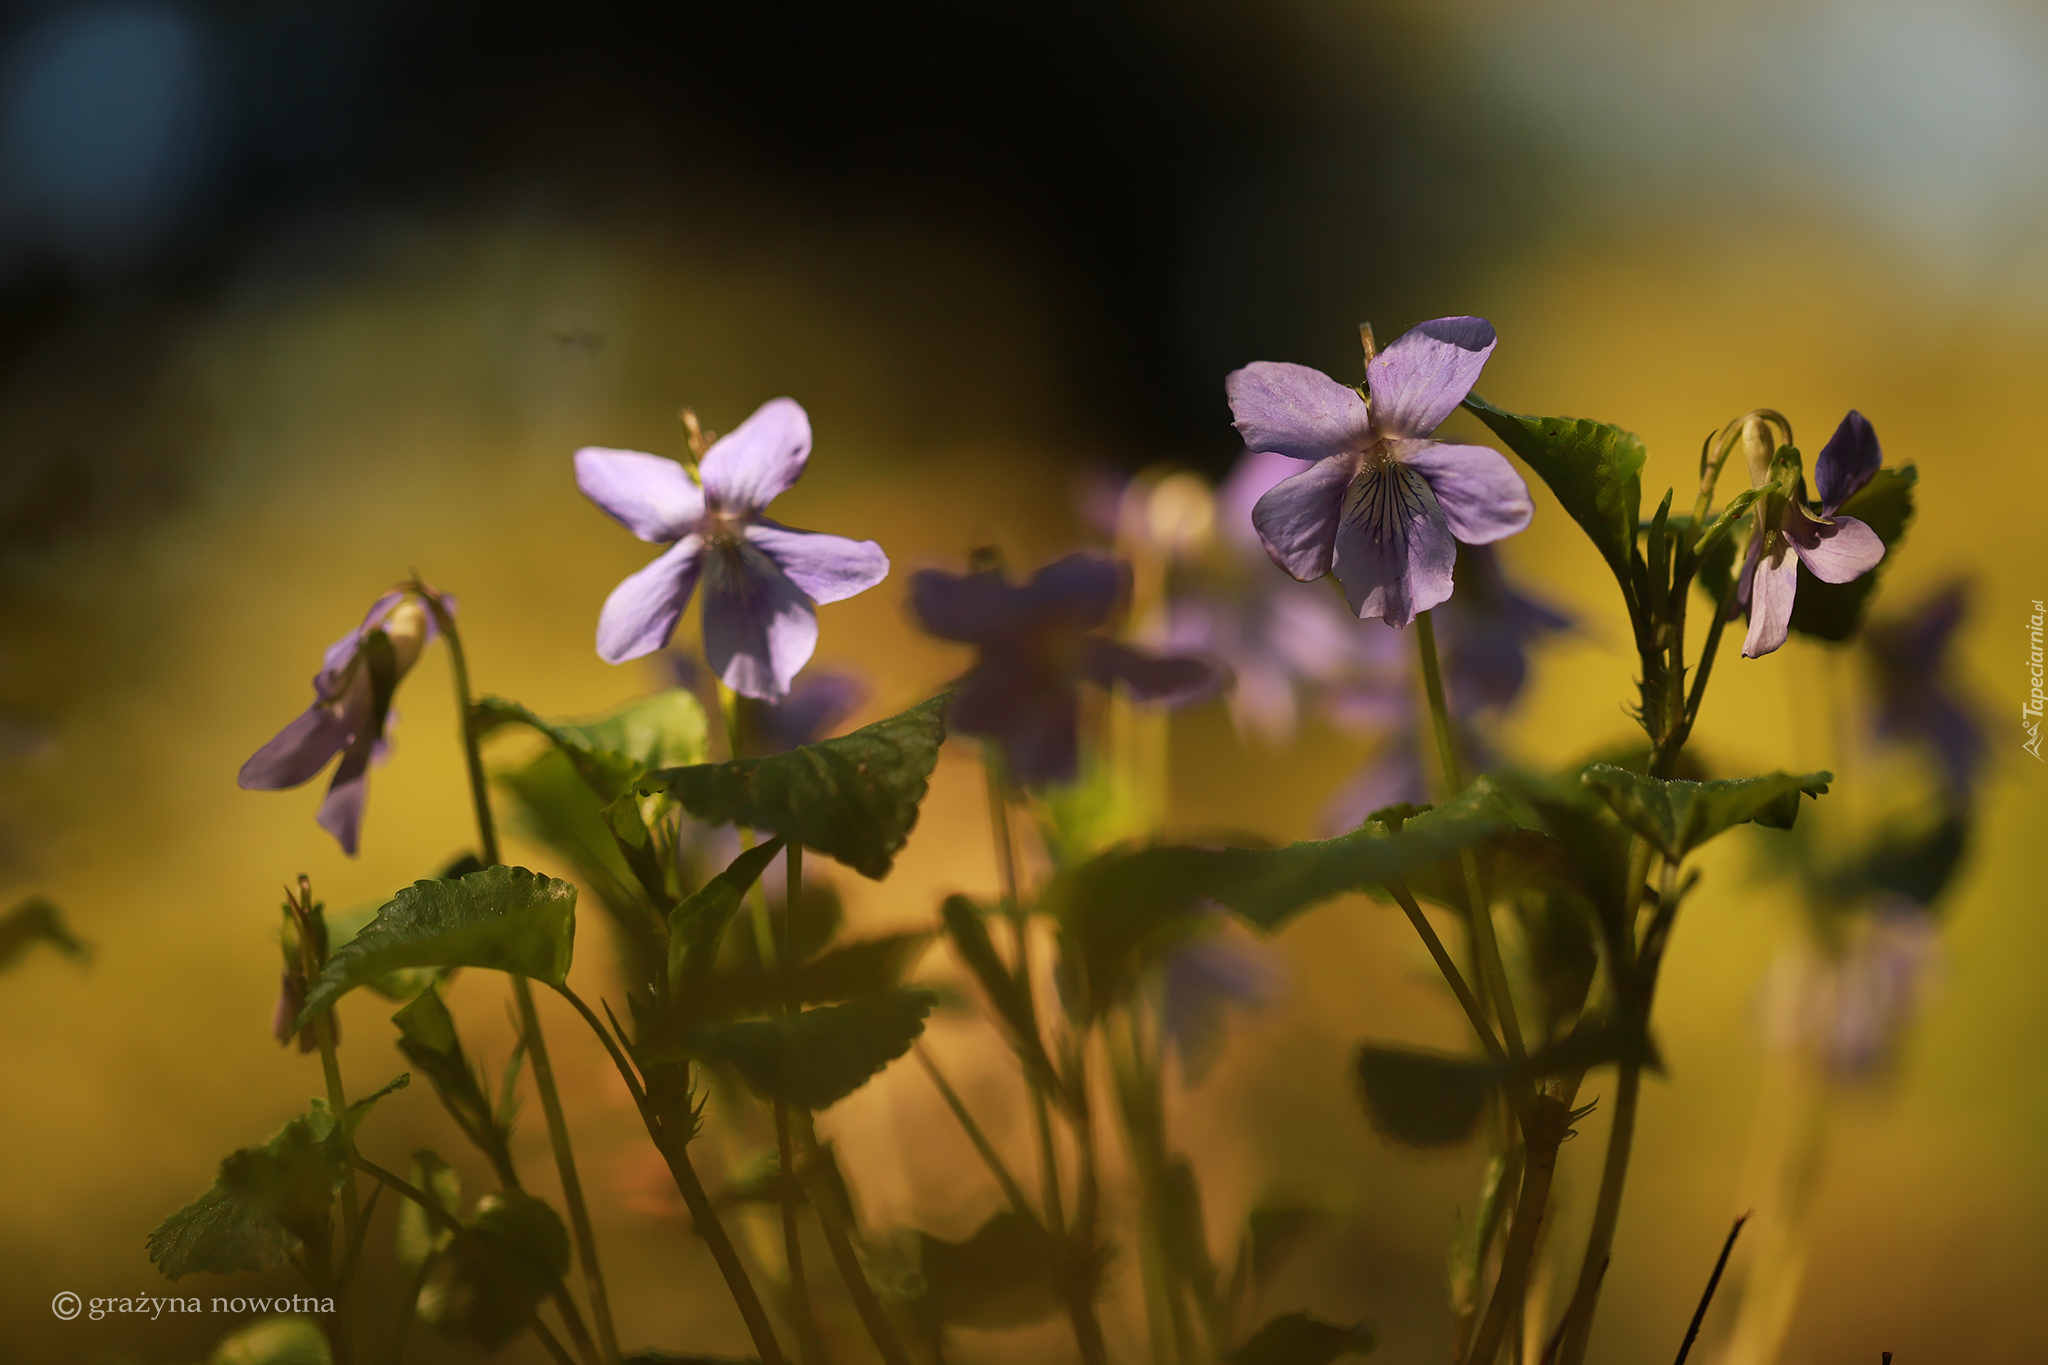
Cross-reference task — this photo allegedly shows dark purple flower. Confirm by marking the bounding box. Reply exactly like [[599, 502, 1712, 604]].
[[1435, 544, 1574, 714], [1226, 318, 1533, 627], [671, 652, 869, 758], [910, 554, 1219, 787], [576, 398, 889, 700], [1161, 911, 1284, 1084], [1739, 410, 1888, 659], [237, 588, 448, 856], [1864, 581, 1987, 801]]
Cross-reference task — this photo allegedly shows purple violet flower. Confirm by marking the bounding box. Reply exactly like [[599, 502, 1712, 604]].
[[910, 553, 1220, 787], [237, 587, 449, 856], [1162, 910, 1285, 1084], [1738, 410, 1888, 659], [1226, 318, 1533, 627], [576, 398, 890, 700], [669, 652, 869, 757], [1759, 899, 1941, 1082], [1864, 580, 1987, 801]]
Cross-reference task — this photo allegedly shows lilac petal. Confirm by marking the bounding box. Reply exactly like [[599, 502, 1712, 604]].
[[952, 669, 1080, 787], [1217, 449, 1305, 553], [317, 735, 375, 856], [597, 536, 706, 664], [698, 397, 812, 513], [1023, 554, 1125, 628], [1082, 639, 1219, 707], [763, 671, 868, 752], [239, 703, 352, 790], [576, 448, 706, 542], [910, 568, 1017, 643], [1395, 440, 1532, 545], [1252, 456, 1356, 581], [701, 540, 819, 700], [1742, 535, 1800, 658], [1331, 464, 1457, 627], [1225, 362, 1374, 463], [1366, 317, 1497, 439], [744, 521, 890, 604], [1735, 530, 1763, 610], [1787, 510, 1885, 584], [1812, 410, 1881, 515]]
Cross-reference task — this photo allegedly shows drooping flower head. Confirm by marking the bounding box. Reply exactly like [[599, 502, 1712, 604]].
[[238, 585, 450, 856], [1226, 318, 1534, 627], [1738, 410, 1888, 659], [910, 553, 1220, 787], [576, 398, 890, 700], [1863, 580, 1987, 802]]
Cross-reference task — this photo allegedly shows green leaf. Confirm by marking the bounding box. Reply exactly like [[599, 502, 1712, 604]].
[[640, 695, 948, 879], [603, 792, 672, 908], [668, 839, 785, 993], [917, 1210, 1063, 1328], [476, 688, 709, 800], [1787, 466, 1917, 642], [396, 1150, 461, 1272], [1226, 1312, 1377, 1365], [309, 1071, 412, 1149], [651, 932, 930, 1038], [650, 990, 936, 1108], [939, 896, 1066, 1099], [1579, 764, 1831, 862], [0, 895, 86, 971], [148, 1182, 296, 1280], [417, 1190, 570, 1351], [393, 988, 501, 1158], [296, 866, 577, 1029], [1463, 395, 1645, 590], [209, 1315, 333, 1365], [1353, 1047, 1491, 1149]]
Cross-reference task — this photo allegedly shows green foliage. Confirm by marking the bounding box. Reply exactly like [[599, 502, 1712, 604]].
[[393, 988, 510, 1169], [395, 1150, 460, 1272], [0, 895, 86, 971], [475, 688, 709, 801], [652, 932, 930, 1034], [646, 990, 936, 1108], [939, 895, 1066, 1099], [208, 1315, 332, 1365], [640, 695, 949, 879], [666, 839, 785, 993], [1463, 395, 1645, 591], [916, 1210, 1063, 1328], [416, 1190, 570, 1352], [148, 1182, 297, 1280], [1226, 1311, 1377, 1365], [296, 866, 577, 1028], [1579, 764, 1831, 862], [1353, 1047, 1492, 1148]]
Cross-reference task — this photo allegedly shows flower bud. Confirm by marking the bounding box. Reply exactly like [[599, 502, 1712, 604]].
[[1147, 472, 1215, 558], [1740, 411, 1778, 489], [381, 596, 432, 677]]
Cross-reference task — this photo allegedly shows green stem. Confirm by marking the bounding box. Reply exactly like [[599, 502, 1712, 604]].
[[423, 589, 619, 1364], [1059, 1041, 1111, 1365], [987, 756, 1067, 1235], [1415, 611, 1527, 1068], [1462, 1096, 1571, 1365], [780, 843, 825, 1365], [915, 1044, 1037, 1221], [1383, 880, 1508, 1072], [797, 1115, 914, 1365], [314, 1013, 359, 1365]]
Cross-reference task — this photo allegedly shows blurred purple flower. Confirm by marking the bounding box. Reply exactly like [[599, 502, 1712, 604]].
[[1739, 410, 1888, 659], [1319, 724, 1501, 834], [910, 553, 1219, 787], [1760, 899, 1941, 1082], [238, 587, 449, 856], [1162, 910, 1285, 1084], [1226, 318, 1532, 627], [1436, 544, 1574, 715], [576, 398, 889, 700], [1864, 581, 1987, 801], [666, 652, 868, 756]]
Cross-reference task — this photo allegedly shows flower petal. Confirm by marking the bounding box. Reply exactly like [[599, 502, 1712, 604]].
[[909, 568, 1015, 643], [1787, 510, 1885, 584], [1367, 316, 1496, 438], [1022, 554, 1124, 629], [1742, 535, 1800, 658], [698, 397, 812, 513], [1735, 530, 1763, 609], [744, 521, 890, 605], [238, 702, 352, 790], [316, 735, 375, 856], [596, 536, 706, 664], [1225, 362, 1373, 463], [1252, 456, 1356, 581], [1331, 463, 1457, 627], [1812, 410, 1881, 515], [1394, 439, 1532, 544], [1082, 639, 1220, 707], [951, 667, 1080, 787], [575, 448, 706, 542], [702, 540, 819, 700]]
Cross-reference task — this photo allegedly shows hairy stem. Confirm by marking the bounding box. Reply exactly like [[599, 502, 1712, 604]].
[[1384, 879, 1509, 1072], [780, 843, 825, 1365], [797, 1115, 914, 1365], [313, 1011, 358, 1365], [916, 1044, 1037, 1220]]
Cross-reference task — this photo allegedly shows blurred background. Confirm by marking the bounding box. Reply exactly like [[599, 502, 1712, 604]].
[[0, 0, 2042, 1361]]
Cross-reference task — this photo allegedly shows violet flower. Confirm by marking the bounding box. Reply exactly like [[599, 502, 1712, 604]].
[[1864, 581, 1987, 802], [1738, 410, 1888, 659], [1226, 318, 1533, 627], [910, 553, 1219, 787], [669, 652, 869, 757], [576, 398, 889, 700], [1759, 899, 1941, 1082], [1162, 910, 1285, 1084], [237, 587, 448, 856]]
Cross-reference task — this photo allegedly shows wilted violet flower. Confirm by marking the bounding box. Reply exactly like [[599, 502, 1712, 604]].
[[910, 554, 1219, 786], [1864, 581, 1987, 801], [576, 398, 889, 700], [238, 587, 448, 856], [1739, 410, 1888, 659], [1226, 318, 1533, 627]]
